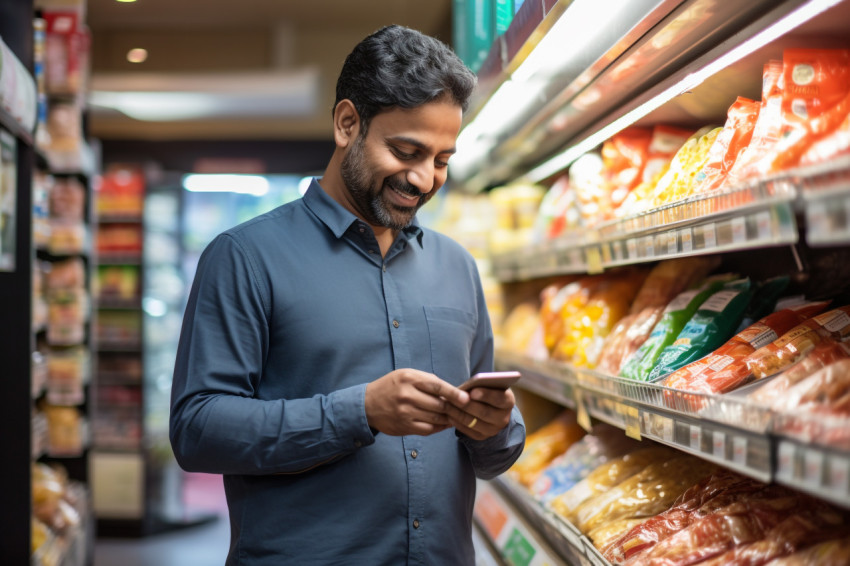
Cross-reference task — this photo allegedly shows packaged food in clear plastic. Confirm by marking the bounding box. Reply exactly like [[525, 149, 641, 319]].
[[507, 410, 585, 488], [572, 455, 715, 536], [603, 470, 770, 564], [746, 305, 850, 379], [530, 425, 639, 503], [767, 537, 850, 565], [748, 339, 850, 406], [549, 445, 674, 523]]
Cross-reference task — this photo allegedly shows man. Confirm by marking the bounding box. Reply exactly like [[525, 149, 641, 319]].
[[170, 25, 525, 565]]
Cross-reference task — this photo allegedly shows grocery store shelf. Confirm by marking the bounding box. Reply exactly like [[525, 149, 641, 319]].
[[492, 177, 802, 281], [496, 351, 850, 509]]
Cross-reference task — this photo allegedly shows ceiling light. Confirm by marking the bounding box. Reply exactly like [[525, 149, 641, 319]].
[[126, 48, 147, 63], [116, 0, 137, 3], [182, 174, 270, 196]]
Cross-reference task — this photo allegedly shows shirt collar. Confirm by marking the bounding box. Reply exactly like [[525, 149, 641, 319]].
[[302, 179, 424, 247]]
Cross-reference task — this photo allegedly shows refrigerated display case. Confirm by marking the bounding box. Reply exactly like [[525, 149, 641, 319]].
[[454, 1, 850, 564]]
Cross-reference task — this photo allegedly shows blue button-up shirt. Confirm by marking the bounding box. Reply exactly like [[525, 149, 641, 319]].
[[170, 180, 525, 565]]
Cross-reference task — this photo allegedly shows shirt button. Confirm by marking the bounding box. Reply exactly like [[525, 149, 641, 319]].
[[392, 320, 399, 328], [411, 450, 418, 459], [368, 249, 375, 254], [382, 264, 386, 272], [354, 440, 362, 448], [413, 519, 420, 529]]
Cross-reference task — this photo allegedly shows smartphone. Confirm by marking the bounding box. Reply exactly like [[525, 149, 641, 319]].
[[458, 371, 521, 391]]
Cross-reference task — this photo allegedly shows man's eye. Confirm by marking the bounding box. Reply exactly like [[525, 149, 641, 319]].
[[435, 160, 449, 168], [393, 148, 415, 160]]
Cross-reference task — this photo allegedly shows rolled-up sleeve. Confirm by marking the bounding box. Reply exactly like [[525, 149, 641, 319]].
[[169, 234, 375, 475]]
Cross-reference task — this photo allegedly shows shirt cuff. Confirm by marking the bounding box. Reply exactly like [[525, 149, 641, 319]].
[[330, 383, 376, 449]]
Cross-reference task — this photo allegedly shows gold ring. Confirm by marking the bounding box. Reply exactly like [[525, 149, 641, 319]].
[[468, 417, 478, 429]]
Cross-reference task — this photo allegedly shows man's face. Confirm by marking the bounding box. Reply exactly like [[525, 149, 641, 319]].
[[340, 99, 462, 230]]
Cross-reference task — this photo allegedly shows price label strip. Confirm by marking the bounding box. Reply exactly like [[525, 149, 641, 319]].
[[680, 228, 693, 252], [776, 442, 797, 483]]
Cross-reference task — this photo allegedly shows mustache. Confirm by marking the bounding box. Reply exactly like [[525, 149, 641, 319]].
[[385, 178, 425, 199]]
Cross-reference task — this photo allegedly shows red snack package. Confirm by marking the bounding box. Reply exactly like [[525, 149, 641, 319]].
[[722, 60, 785, 186], [767, 48, 850, 172], [662, 302, 830, 395], [692, 97, 761, 194], [746, 305, 850, 379], [749, 338, 850, 406]]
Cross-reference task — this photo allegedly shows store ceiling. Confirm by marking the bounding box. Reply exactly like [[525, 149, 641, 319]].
[[84, 0, 453, 141]]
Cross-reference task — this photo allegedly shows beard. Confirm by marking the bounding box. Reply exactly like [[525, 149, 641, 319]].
[[340, 134, 427, 230]]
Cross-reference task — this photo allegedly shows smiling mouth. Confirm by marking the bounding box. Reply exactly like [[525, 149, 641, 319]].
[[388, 183, 420, 204]]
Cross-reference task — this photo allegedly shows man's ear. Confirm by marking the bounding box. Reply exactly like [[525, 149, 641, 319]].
[[333, 100, 361, 148]]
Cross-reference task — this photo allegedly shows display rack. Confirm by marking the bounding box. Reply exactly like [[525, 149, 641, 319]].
[[462, 0, 850, 564]]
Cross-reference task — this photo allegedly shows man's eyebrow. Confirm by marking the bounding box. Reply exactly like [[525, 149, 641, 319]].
[[387, 136, 457, 155]]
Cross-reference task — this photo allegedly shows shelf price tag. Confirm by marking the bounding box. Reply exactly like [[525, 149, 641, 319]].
[[690, 425, 702, 451], [777, 442, 796, 482], [613, 241, 625, 262], [703, 223, 717, 249], [643, 236, 655, 258], [755, 210, 773, 241], [804, 448, 825, 486], [667, 231, 678, 254], [585, 246, 603, 274], [661, 415, 674, 443], [474, 489, 509, 541], [680, 228, 693, 252], [626, 238, 638, 259], [732, 436, 747, 466], [731, 216, 747, 244], [575, 391, 592, 432], [601, 243, 613, 265], [807, 201, 827, 240], [625, 407, 642, 440], [712, 431, 726, 459], [828, 456, 850, 494]]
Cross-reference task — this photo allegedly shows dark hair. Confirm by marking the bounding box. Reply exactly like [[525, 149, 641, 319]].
[[334, 25, 476, 132]]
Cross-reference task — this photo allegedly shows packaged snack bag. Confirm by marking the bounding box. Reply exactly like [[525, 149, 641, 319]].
[[722, 60, 785, 186], [748, 338, 850, 406], [770, 358, 850, 415], [601, 126, 653, 210], [663, 301, 830, 395], [550, 446, 675, 523], [746, 305, 850, 379], [530, 425, 639, 504], [798, 107, 850, 166], [620, 276, 731, 381], [767, 48, 850, 172], [573, 455, 714, 536], [734, 276, 790, 333], [692, 97, 761, 194], [768, 539, 850, 566], [596, 256, 720, 374], [507, 411, 585, 488], [603, 470, 770, 564], [648, 279, 753, 380]]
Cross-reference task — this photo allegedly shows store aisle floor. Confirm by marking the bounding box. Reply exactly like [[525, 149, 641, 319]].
[[94, 473, 231, 566]]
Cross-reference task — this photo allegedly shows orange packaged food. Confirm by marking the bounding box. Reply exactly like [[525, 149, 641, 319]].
[[746, 305, 850, 379], [722, 60, 785, 186], [767, 48, 850, 172], [692, 97, 761, 194], [748, 338, 850, 407], [507, 411, 585, 488], [662, 301, 830, 395]]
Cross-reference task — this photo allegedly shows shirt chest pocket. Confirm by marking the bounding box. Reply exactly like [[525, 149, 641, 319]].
[[423, 305, 476, 384]]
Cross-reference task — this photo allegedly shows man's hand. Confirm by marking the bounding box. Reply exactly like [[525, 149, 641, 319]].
[[444, 386, 515, 441], [365, 369, 470, 436]]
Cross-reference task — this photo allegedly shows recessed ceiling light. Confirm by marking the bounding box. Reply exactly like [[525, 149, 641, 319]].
[[116, 0, 138, 3], [127, 48, 148, 63]]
